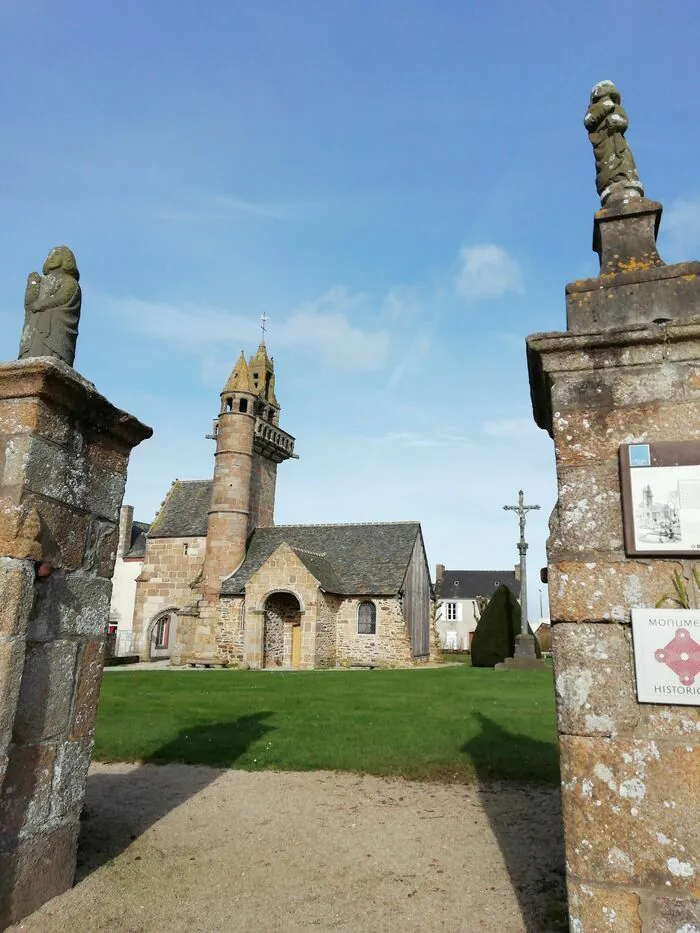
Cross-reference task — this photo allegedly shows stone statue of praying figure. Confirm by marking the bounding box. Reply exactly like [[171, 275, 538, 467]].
[[18, 246, 82, 367], [584, 80, 644, 206]]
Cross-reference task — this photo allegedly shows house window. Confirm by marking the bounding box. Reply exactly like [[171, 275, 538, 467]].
[[154, 616, 170, 649], [446, 602, 458, 621], [357, 601, 376, 635]]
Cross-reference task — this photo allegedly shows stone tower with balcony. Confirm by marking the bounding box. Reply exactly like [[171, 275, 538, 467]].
[[202, 342, 296, 599]]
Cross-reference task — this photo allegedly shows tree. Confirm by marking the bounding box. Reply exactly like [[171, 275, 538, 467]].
[[471, 585, 542, 667]]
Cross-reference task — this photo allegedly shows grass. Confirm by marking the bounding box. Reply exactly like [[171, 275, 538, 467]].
[[94, 665, 559, 784]]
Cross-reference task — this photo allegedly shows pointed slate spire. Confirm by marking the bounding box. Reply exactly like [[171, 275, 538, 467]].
[[224, 351, 252, 394]]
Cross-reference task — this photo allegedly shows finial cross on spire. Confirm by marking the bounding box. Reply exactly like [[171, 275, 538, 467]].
[[260, 311, 268, 342]]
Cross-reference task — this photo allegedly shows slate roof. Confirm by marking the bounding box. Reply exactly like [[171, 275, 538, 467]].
[[220, 522, 422, 597], [148, 480, 213, 538], [436, 570, 521, 601], [125, 521, 150, 559]]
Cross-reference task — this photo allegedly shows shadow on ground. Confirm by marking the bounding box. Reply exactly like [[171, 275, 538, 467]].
[[462, 712, 568, 933], [76, 712, 274, 882]]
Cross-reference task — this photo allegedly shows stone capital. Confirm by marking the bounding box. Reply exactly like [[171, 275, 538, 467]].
[[527, 321, 700, 435], [0, 358, 152, 452]]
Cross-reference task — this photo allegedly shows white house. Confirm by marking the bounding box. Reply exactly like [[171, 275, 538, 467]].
[[108, 505, 148, 657], [434, 565, 521, 651]]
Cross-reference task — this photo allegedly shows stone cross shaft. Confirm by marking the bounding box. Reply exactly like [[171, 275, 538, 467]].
[[503, 489, 540, 635]]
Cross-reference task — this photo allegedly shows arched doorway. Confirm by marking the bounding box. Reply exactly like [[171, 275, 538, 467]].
[[263, 592, 303, 668], [149, 610, 178, 661]]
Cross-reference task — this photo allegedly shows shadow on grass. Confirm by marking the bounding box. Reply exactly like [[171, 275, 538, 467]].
[[462, 712, 568, 933], [76, 712, 274, 882]]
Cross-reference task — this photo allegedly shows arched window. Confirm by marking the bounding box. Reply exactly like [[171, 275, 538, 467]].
[[357, 601, 376, 635], [154, 615, 170, 648]]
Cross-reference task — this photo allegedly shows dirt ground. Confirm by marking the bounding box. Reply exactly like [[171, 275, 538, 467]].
[[11, 764, 567, 933]]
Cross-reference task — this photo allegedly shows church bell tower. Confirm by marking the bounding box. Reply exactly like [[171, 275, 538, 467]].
[[201, 340, 297, 597]]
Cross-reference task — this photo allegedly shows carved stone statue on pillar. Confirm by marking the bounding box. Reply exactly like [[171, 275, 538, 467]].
[[584, 80, 644, 206], [18, 246, 81, 367]]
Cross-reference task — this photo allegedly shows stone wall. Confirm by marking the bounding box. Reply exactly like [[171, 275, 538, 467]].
[[249, 453, 277, 531], [335, 597, 413, 667], [214, 596, 245, 665], [315, 591, 339, 668], [0, 358, 149, 928], [132, 535, 205, 659]]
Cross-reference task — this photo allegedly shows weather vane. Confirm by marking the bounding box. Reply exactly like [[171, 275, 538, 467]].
[[261, 311, 268, 341]]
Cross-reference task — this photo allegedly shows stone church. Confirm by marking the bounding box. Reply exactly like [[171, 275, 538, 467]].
[[126, 342, 435, 668]]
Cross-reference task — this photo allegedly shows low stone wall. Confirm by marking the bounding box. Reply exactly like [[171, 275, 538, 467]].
[[0, 359, 150, 928]]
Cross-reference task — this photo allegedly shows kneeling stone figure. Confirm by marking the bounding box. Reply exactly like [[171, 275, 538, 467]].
[[18, 246, 81, 367]]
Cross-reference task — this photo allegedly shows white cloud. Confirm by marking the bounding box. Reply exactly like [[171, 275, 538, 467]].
[[150, 193, 310, 224], [100, 286, 389, 373], [371, 431, 476, 450], [483, 418, 539, 438], [455, 244, 523, 302], [381, 285, 422, 323]]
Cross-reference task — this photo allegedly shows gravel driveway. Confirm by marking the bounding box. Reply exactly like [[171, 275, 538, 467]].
[[11, 764, 567, 932]]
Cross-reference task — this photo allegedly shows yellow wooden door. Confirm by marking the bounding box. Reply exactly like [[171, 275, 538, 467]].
[[291, 624, 301, 668]]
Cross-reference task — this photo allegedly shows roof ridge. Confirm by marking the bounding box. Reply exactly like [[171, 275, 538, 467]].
[[170, 478, 212, 485], [444, 568, 516, 573], [266, 521, 420, 528]]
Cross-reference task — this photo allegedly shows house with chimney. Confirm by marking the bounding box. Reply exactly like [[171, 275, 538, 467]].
[[434, 564, 521, 651]]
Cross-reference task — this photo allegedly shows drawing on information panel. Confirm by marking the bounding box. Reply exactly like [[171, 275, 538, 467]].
[[620, 443, 700, 556]]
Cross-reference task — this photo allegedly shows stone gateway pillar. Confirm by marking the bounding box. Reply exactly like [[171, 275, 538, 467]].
[[528, 87, 700, 931], [0, 358, 150, 928]]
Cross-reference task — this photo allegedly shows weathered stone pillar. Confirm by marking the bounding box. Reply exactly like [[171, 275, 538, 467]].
[[0, 358, 150, 929], [528, 194, 700, 929]]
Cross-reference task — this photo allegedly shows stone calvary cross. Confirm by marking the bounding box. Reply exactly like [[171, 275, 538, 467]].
[[500, 490, 543, 668]]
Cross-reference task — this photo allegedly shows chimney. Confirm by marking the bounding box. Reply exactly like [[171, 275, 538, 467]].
[[513, 563, 521, 581], [118, 505, 134, 559], [435, 564, 445, 592]]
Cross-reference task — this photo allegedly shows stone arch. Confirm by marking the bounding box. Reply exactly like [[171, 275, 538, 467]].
[[148, 608, 179, 661], [257, 588, 306, 614], [263, 591, 303, 669]]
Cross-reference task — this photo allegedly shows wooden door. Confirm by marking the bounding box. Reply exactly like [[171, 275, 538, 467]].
[[291, 624, 301, 668]]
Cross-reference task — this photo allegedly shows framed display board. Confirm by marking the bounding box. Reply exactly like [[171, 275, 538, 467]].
[[620, 441, 700, 557]]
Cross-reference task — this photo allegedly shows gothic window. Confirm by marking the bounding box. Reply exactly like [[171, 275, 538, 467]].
[[446, 602, 458, 621], [357, 601, 376, 635]]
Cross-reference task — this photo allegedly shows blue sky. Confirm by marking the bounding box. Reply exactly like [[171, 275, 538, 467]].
[[2, 0, 700, 620]]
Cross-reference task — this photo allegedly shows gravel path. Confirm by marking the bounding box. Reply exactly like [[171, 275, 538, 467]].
[[11, 764, 567, 933]]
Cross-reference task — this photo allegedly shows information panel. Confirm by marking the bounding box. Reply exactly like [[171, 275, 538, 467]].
[[620, 442, 700, 557], [631, 608, 700, 705]]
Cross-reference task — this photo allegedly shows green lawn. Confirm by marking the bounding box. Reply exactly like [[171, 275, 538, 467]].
[[94, 665, 559, 784]]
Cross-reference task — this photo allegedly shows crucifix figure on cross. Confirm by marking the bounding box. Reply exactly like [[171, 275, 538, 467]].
[[503, 489, 541, 647]]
